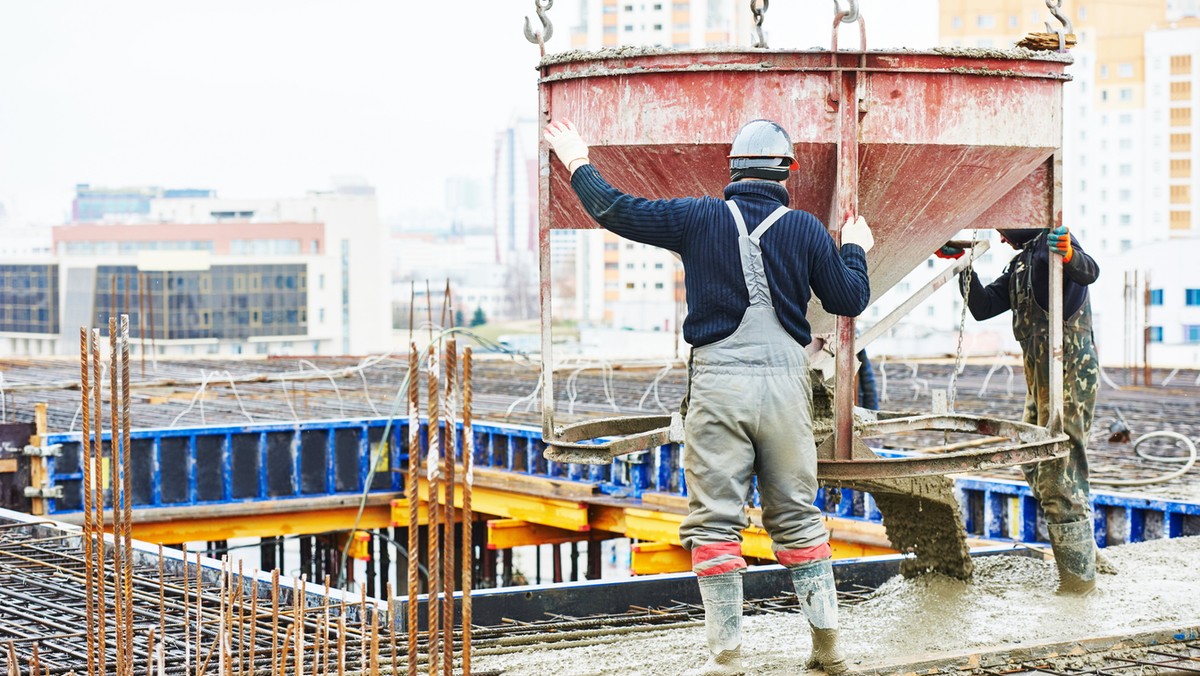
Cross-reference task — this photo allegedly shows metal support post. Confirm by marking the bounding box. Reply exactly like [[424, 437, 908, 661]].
[[1047, 149, 1065, 436], [831, 48, 864, 461]]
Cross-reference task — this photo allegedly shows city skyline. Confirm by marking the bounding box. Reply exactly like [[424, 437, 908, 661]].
[[0, 1, 937, 228]]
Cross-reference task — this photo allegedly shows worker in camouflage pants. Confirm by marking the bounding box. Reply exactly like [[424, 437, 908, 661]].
[[945, 226, 1100, 594]]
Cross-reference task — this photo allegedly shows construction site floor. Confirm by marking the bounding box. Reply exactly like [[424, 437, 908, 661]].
[[477, 536, 1200, 675]]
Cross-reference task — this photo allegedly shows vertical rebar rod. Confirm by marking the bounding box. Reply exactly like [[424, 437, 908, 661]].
[[406, 344, 420, 676], [195, 551, 203, 676], [270, 569, 279, 676], [236, 561, 245, 676], [369, 600, 380, 676], [320, 575, 332, 676], [426, 337, 442, 676], [296, 575, 306, 676], [182, 543, 190, 674], [386, 582, 397, 676], [336, 617, 346, 676], [250, 576, 259, 676], [157, 544, 166, 675], [462, 346, 474, 676], [79, 327, 97, 676], [121, 314, 134, 664], [359, 586, 369, 675], [91, 328, 107, 676], [109, 316, 127, 676], [218, 556, 228, 676], [442, 338, 457, 676], [145, 628, 154, 676]]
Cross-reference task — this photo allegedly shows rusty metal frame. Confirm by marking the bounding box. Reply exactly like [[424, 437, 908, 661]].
[[543, 409, 1067, 476]]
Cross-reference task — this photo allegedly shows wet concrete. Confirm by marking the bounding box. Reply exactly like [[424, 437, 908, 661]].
[[477, 536, 1200, 675], [858, 476, 974, 580]]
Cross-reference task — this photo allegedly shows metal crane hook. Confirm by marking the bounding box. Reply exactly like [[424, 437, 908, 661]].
[[1043, 0, 1073, 51], [832, 0, 860, 23], [524, 0, 555, 45]]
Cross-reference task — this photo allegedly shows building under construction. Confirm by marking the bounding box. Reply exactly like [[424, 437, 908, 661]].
[[2, 1, 1200, 675]]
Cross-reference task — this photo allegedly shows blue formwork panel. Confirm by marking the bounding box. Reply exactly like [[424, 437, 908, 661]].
[[39, 419, 1200, 549]]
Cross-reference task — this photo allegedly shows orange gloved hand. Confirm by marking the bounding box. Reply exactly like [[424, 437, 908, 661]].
[[1047, 226, 1073, 263]]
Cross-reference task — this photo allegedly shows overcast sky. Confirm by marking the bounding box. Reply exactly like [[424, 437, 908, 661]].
[[0, 1, 937, 226]]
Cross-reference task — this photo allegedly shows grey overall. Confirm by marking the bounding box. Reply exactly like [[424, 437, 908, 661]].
[[682, 201, 829, 575]]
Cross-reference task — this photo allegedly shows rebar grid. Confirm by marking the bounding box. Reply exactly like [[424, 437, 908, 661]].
[[0, 521, 405, 674]]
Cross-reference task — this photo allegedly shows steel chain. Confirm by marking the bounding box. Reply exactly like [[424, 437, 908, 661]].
[[947, 230, 980, 412], [832, 0, 860, 23], [751, 0, 769, 49]]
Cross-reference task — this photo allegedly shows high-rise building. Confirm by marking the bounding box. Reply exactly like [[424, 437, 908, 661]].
[[1146, 18, 1200, 238]]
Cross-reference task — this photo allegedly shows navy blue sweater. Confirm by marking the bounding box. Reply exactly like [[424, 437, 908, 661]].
[[961, 232, 1099, 321], [570, 164, 871, 347]]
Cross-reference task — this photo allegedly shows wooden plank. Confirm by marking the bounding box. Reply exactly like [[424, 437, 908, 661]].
[[472, 466, 597, 499]]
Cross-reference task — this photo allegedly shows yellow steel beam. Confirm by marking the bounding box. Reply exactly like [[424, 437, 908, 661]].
[[414, 478, 590, 532], [486, 519, 595, 550], [631, 542, 691, 576], [129, 504, 393, 544], [388, 498, 431, 527]]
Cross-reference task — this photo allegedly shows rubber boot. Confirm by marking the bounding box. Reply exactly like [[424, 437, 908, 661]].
[[791, 559, 849, 675], [682, 572, 745, 676], [1047, 519, 1097, 595]]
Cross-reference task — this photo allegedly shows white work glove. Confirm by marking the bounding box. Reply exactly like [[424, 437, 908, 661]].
[[543, 119, 590, 174], [841, 215, 874, 253]]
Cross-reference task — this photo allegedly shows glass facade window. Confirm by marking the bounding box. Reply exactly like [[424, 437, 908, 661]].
[[0, 264, 60, 334], [1187, 289, 1200, 306], [94, 263, 307, 340], [1186, 325, 1200, 344], [1150, 289, 1163, 305], [1150, 326, 1163, 343]]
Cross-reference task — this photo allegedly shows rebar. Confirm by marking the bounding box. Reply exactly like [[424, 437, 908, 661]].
[[406, 344, 419, 676], [91, 328, 107, 676], [121, 314, 135, 671], [462, 346, 474, 676], [426, 337, 442, 676], [78, 327, 96, 676], [442, 338, 457, 676]]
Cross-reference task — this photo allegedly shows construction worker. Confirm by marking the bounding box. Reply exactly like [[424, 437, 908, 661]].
[[545, 118, 872, 675], [946, 226, 1100, 594]]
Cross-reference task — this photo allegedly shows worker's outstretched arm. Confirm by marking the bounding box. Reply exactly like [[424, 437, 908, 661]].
[[545, 119, 689, 252], [809, 222, 871, 317], [1049, 227, 1099, 286], [959, 268, 1011, 320]]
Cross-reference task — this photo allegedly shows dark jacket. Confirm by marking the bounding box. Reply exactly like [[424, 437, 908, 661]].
[[961, 232, 1098, 321], [570, 164, 870, 347]]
